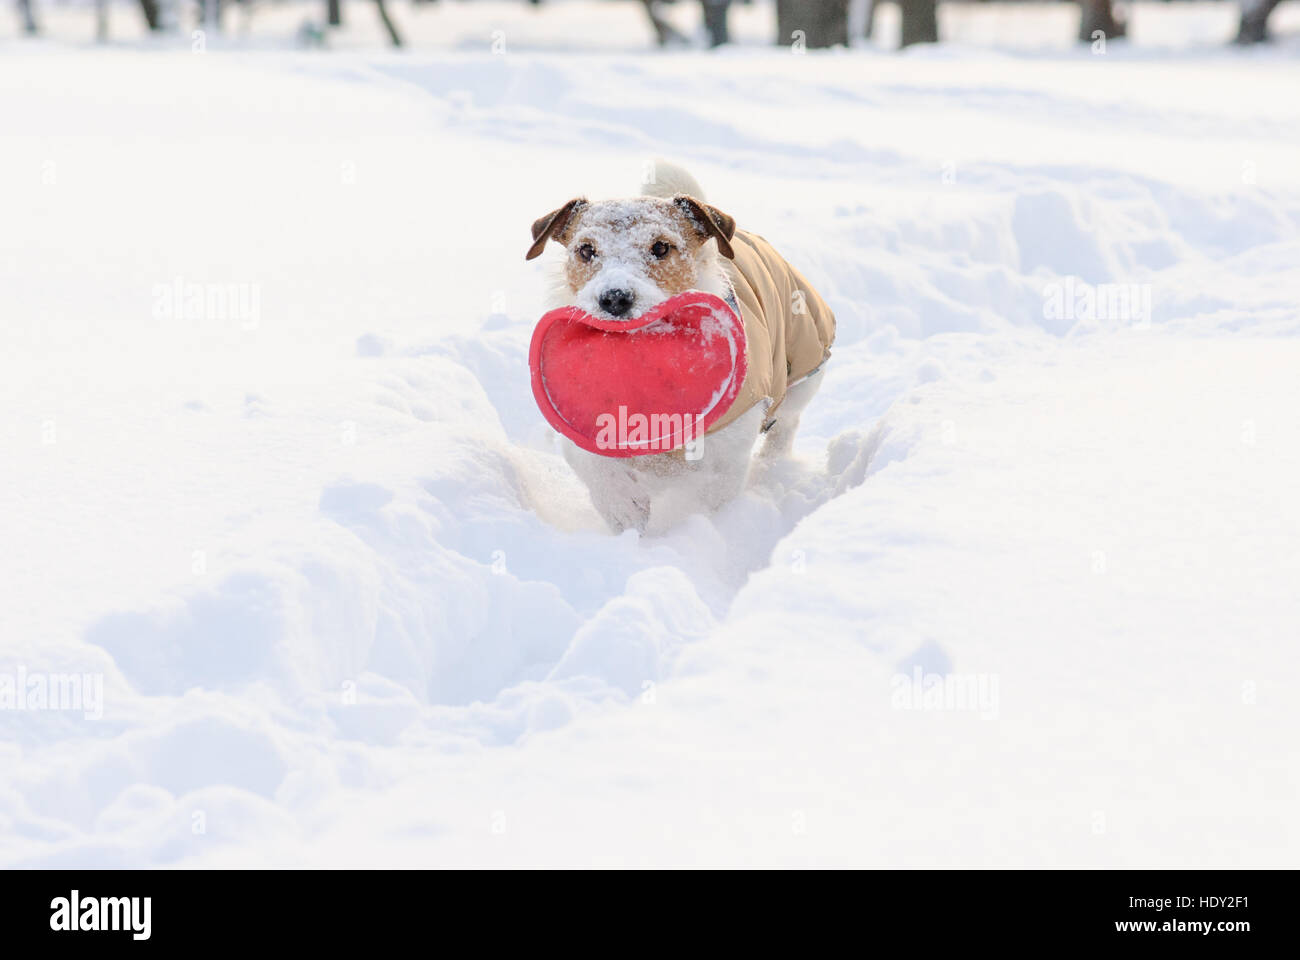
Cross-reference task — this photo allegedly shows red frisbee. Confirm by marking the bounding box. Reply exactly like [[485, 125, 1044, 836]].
[[529, 292, 748, 458]]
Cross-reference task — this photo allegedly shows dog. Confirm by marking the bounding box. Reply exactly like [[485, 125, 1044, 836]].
[[527, 161, 835, 535]]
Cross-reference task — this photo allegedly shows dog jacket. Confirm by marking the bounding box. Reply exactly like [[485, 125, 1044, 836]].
[[710, 229, 836, 435]]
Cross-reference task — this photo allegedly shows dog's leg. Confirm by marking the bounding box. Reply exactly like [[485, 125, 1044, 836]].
[[563, 442, 655, 533], [641, 407, 763, 534], [564, 408, 764, 535], [699, 405, 764, 508], [760, 367, 825, 459]]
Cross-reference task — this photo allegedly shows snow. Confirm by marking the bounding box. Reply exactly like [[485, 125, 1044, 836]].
[[2, 4, 1299, 867]]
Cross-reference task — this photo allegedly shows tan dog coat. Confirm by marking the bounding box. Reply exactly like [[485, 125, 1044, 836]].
[[711, 229, 836, 435]]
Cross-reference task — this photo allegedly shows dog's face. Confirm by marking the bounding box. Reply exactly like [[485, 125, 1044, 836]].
[[526, 195, 736, 321]]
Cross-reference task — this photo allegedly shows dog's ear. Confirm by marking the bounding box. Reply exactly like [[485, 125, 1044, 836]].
[[673, 195, 736, 260], [526, 198, 587, 261]]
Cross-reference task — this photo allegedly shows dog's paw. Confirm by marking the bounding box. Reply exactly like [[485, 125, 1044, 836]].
[[606, 495, 651, 535]]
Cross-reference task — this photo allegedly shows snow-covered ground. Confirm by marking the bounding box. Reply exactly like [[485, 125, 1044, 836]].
[[2, 4, 1299, 867]]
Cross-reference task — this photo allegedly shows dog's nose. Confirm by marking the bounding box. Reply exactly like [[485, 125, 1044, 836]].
[[598, 288, 635, 318]]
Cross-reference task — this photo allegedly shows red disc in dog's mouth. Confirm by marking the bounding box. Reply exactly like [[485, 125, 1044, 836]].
[[529, 292, 747, 458]]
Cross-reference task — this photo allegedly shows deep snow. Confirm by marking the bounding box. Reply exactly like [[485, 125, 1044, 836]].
[[2, 7, 1299, 866]]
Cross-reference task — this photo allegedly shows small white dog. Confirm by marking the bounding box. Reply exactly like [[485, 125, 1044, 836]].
[[527, 161, 835, 535]]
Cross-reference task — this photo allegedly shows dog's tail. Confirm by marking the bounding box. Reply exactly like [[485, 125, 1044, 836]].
[[641, 158, 707, 201]]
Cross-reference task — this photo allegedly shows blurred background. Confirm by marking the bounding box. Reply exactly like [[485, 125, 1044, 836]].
[[4, 0, 1298, 51]]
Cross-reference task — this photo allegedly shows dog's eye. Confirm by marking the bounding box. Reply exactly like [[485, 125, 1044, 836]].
[[576, 243, 595, 262], [650, 241, 672, 259]]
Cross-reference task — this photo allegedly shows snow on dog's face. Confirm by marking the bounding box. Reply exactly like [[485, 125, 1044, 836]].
[[526, 195, 737, 321]]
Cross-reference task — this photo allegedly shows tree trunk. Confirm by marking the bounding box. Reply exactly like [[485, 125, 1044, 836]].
[[327, 0, 342, 26], [899, 0, 938, 48], [1078, 0, 1126, 43], [374, 0, 402, 46], [776, 0, 849, 49], [197, 0, 223, 32], [96, 0, 108, 40], [1235, 0, 1282, 43], [702, 0, 729, 47], [640, 0, 687, 46], [138, 0, 161, 30], [18, 0, 39, 33]]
